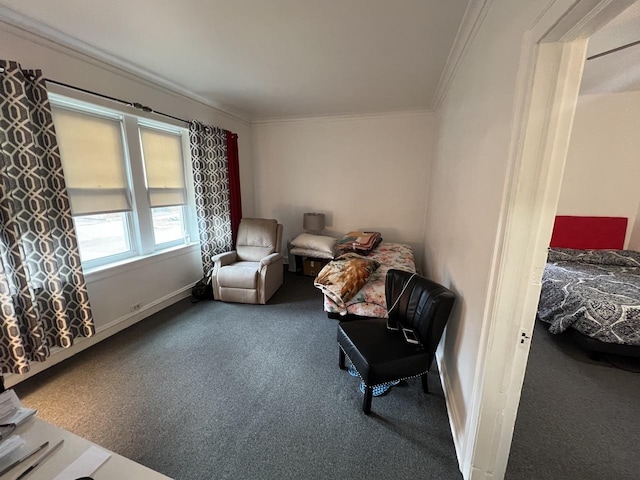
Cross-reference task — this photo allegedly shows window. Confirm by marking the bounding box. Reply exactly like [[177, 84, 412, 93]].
[[151, 206, 185, 245], [74, 212, 132, 262], [50, 94, 194, 269], [139, 126, 188, 247]]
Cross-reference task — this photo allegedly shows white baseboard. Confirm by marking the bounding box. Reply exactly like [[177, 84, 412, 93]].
[[436, 349, 466, 477], [4, 284, 194, 388]]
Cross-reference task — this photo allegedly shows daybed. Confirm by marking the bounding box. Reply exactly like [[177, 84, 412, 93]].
[[320, 242, 416, 318]]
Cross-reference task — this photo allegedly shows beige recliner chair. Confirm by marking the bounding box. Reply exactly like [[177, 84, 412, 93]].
[[210, 218, 284, 304]]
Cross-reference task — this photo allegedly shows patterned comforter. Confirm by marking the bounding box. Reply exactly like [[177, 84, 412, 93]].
[[322, 242, 416, 318], [538, 248, 640, 345]]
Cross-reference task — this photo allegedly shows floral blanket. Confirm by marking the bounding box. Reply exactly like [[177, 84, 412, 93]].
[[538, 248, 640, 345], [314, 253, 379, 309], [320, 242, 416, 317]]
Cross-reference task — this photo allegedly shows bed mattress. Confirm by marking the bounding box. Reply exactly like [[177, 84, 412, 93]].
[[538, 248, 640, 346]]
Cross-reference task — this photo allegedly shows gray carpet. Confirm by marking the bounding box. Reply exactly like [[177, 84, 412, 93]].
[[506, 320, 640, 479], [15, 272, 461, 480]]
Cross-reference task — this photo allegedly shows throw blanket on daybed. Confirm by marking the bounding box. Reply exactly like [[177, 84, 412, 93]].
[[321, 242, 416, 318], [314, 253, 380, 309], [334, 231, 382, 256], [538, 247, 640, 345]]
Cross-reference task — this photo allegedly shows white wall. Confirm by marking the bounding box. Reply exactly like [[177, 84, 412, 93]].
[[252, 112, 434, 268], [423, 0, 576, 475], [557, 91, 640, 248], [0, 22, 254, 385], [629, 202, 640, 251]]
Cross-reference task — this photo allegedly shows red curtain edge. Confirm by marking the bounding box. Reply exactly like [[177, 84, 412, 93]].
[[226, 131, 242, 246]]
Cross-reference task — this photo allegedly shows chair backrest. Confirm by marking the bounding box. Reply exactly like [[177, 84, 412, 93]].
[[386, 269, 455, 362], [236, 218, 283, 261]]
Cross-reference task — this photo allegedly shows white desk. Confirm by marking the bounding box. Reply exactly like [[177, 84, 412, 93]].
[[5, 418, 172, 480]]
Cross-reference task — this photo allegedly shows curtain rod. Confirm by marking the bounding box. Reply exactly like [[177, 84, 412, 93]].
[[44, 78, 189, 124], [587, 39, 640, 61]]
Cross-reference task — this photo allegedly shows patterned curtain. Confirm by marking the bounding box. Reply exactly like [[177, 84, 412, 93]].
[[189, 121, 232, 275], [0, 60, 94, 374]]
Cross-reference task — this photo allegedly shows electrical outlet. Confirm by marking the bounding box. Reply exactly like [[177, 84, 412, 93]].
[[130, 303, 141, 312]]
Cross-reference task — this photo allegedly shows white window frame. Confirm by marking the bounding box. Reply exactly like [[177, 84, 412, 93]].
[[48, 89, 198, 272], [137, 119, 192, 250]]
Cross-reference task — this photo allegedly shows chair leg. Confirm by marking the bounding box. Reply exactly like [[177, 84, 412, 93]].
[[422, 372, 429, 394], [338, 347, 346, 370], [362, 385, 373, 414]]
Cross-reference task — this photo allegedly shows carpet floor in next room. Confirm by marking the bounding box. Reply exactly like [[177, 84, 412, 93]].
[[506, 319, 640, 480], [14, 272, 462, 480]]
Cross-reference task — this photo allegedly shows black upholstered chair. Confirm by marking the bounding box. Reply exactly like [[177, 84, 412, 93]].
[[337, 269, 455, 414]]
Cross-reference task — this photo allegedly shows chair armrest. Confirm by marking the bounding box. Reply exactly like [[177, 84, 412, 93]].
[[212, 251, 237, 267], [260, 252, 283, 267], [210, 251, 237, 301]]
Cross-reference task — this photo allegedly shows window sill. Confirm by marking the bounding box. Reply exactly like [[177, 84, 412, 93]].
[[83, 242, 200, 283]]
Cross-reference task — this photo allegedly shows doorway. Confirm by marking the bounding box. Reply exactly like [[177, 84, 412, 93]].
[[463, 1, 639, 479], [506, 4, 640, 478]]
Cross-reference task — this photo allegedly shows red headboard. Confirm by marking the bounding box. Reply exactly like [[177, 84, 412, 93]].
[[550, 216, 627, 250]]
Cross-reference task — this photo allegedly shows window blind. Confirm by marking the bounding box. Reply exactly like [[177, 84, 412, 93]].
[[52, 108, 131, 215], [139, 127, 187, 207]]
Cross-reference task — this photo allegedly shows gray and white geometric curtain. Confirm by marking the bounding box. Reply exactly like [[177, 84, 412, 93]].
[[189, 121, 232, 275], [0, 60, 94, 374]]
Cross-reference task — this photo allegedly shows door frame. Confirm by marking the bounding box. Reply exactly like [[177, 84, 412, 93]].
[[464, 1, 636, 478]]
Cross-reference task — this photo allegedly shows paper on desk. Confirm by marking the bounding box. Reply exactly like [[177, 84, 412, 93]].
[[0, 435, 23, 459], [0, 390, 36, 426], [52, 445, 111, 480], [0, 436, 25, 469]]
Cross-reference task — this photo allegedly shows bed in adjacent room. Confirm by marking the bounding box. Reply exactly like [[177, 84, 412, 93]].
[[537, 216, 640, 357]]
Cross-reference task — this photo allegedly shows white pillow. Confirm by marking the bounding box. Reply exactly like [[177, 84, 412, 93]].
[[291, 233, 337, 255], [289, 246, 334, 260]]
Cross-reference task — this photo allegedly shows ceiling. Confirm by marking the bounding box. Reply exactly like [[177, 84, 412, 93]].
[[0, 0, 470, 120], [581, 1, 640, 96]]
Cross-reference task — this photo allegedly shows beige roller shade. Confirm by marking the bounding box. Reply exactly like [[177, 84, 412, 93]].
[[52, 107, 131, 216], [139, 127, 187, 207]]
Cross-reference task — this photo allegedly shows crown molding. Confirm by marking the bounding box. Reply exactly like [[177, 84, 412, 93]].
[[251, 107, 433, 126], [431, 0, 493, 112], [0, 6, 251, 126]]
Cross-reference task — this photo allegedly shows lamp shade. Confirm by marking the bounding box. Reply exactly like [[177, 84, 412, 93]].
[[303, 213, 325, 233]]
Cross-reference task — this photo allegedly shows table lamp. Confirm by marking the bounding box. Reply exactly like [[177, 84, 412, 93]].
[[303, 213, 325, 235]]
